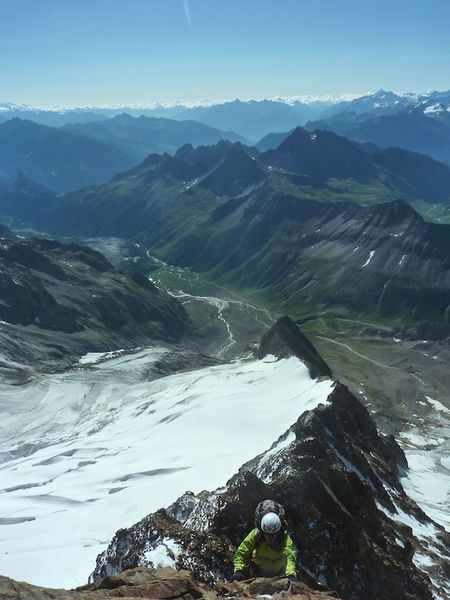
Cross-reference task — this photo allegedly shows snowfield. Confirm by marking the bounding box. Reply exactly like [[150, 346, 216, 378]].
[[400, 396, 450, 532], [0, 349, 333, 588]]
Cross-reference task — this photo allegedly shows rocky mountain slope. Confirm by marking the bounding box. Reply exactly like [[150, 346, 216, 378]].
[[0, 118, 137, 192], [0, 229, 190, 382], [170, 194, 450, 329], [137, 174, 450, 335], [89, 321, 449, 600]]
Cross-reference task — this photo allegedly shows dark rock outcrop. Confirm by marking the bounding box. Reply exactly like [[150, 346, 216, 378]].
[[91, 382, 448, 599], [257, 316, 332, 378]]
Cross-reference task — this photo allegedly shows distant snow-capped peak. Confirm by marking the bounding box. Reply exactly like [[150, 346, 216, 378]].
[[1, 90, 449, 113]]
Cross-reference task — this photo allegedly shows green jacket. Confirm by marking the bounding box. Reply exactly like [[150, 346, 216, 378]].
[[234, 528, 297, 577]]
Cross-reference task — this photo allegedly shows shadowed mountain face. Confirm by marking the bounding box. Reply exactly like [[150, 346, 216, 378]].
[[0, 231, 190, 382], [0, 118, 136, 192], [90, 325, 448, 598], [260, 128, 379, 184], [173, 99, 323, 142], [64, 113, 248, 162]]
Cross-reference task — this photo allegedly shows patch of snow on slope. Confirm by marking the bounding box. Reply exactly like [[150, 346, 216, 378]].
[[426, 396, 450, 416], [0, 350, 332, 588], [399, 396, 450, 531], [424, 104, 443, 114], [361, 251, 375, 267], [78, 349, 128, 365], [254, 430, 297, 481], [144, 537, 182, 568]]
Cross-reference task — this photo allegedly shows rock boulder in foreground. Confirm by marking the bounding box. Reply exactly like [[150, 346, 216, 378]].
[[0, 566, 337, 599]]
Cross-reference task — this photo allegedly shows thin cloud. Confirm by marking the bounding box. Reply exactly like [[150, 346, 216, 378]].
[[183, 0, 192, 27]]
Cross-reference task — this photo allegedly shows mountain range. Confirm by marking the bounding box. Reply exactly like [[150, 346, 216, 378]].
[[2, 89, 450, 142], [64, 113, 247, 162], [254, 90, 450, 165], [2, 90, 450, 190], [0, 118, 135, 192], [2, 129, 450, 336], [0, 117, 248, 192], [305, 109, 450, 165]]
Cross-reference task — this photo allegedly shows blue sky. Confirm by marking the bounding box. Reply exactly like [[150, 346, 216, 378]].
[[1, 0, 450, 106]]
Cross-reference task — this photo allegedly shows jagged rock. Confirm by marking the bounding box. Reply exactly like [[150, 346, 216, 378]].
[[91, 383, 448, 600], [256, 316, 332, 378], [78, 566, 205, 598], [0, 567, 337, 599]]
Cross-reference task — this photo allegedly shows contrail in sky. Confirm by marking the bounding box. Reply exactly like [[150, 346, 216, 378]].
[[183, 0, 192, 27]]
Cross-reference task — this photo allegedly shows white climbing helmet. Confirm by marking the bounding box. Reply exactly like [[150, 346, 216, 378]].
[[261, 512, 282, 534]]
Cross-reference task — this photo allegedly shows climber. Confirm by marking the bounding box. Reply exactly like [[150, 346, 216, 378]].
[[232, 511, 297, 582]]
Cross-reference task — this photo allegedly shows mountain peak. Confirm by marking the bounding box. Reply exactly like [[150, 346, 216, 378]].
[[261, 126, 378, 183], [257, 316, 332, 378], [199, 144, 267, 197], [371, 197, 424, 224], [111, 112, 136, 124]]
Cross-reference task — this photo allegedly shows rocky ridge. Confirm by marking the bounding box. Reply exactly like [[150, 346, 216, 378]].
[[256, 316, 332, 378], [89, 320, 449, 600]]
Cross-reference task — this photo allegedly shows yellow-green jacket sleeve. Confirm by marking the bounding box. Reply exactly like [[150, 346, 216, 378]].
[[234, 529, 258, 572], [283, 534, 297, 576]]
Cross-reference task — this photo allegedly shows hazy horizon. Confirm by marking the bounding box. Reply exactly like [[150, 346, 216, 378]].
[[2, 0, 450, 107], [3, 88, 450, 112]]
